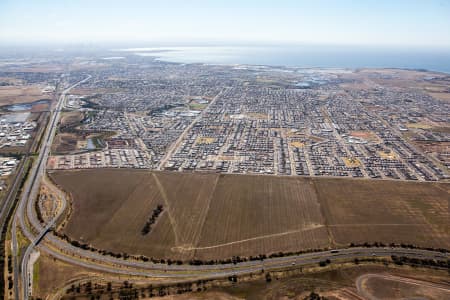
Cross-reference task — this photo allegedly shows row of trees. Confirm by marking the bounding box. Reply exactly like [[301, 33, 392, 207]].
[[141, 204, 163, 235], [349, 242, 448, 253], [65, 279, 212, 299], [391, 255, 450, 269], [52, 232, 450, 268], [61, 256, 449, 299], [318, 259, 331, 267], [303, 292, 329, 300], [63, 274, 333, 299]]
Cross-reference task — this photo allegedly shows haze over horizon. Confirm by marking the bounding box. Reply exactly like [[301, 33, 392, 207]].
[[1, 0, 450, 49]]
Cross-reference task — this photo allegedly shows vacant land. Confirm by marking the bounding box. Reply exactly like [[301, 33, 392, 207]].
[[51, 169, 178, 258], [194, 175, 327, 259], [52, 111, 85, 153], [314, 178, 450, 249], [357, 273, 450, 300], [139, 266, 450, 300], [155, 172, 219, 258], [52, 133, 80, 153], [0, 85, 47, 106], [34, 252, 99, 299], [60, 111, 84, 127], [50, 169, 450, 260]]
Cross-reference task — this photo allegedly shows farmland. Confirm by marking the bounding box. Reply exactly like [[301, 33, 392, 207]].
[[49, 169, 450, 260], [314, 178, 450, 249], [193, 175, 328, 260]]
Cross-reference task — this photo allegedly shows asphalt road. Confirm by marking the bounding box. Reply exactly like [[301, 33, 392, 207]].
[[4, 105, 50, 300], [14, 75, 91, 300], [11, 75, 449, 299], [1, 158, 29, 300]]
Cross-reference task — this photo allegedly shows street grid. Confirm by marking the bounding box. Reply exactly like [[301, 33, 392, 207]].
[[45, 60, 449, 182]]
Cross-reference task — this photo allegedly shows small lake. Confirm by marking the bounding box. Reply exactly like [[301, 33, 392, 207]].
[[86, 138, 96, 150], [5, 99, 50, 112]]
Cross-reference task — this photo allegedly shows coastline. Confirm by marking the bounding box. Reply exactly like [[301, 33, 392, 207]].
[[115, 46, 450, 74]]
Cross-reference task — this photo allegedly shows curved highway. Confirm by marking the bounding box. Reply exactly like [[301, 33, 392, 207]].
[[14, 75, 91, 299]]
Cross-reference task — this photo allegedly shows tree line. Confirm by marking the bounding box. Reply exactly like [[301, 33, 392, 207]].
[[141, 204, 163, 235], [51, 232, 450, 268]]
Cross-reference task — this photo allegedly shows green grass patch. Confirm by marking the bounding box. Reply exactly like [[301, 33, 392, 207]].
[[32, 257, 40, 289], [189, 103, 207, 110]]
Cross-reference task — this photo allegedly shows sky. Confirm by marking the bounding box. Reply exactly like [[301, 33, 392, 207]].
[[1, 0, 450, 48]]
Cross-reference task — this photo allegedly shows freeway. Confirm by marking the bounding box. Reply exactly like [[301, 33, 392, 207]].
[[0, 106, 49, 241], [1, 158, 29, 300], [13, 75, 91, 300], [0, 160, 26, 234], [3, 107, 50, 300], [22, 244, 450, 296], [10, 75, 449, 298]]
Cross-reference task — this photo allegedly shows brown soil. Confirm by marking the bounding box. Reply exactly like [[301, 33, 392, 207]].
[[49, 170, 450, 261]]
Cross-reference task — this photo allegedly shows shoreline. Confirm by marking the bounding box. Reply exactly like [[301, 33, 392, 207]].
[[113, 46, 450, 74]]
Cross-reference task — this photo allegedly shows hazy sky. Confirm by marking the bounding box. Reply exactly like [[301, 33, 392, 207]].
[[1, 0, 450, 47]]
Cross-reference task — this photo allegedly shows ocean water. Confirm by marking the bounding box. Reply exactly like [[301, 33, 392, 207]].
[[124, 46, 450, 73]]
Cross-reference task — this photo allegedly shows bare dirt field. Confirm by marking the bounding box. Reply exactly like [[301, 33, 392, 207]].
[[133, 266, 450, 300], [314, 178, 450, 249], [0, 85, 47, 106], [53, 264, 450, 299], [50, 169, 177, 259], [194, 175, 328, 260], [356, 273, 450, 300], [154, 172, 219, 259], [427, 91, 450, 102], [52, 133, 80, 153], [49, 169, 450, 260], [60, 111, 84, 127], [34, 252, 99, 299], [52, 112, 87, 153]]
